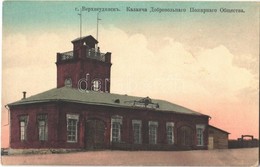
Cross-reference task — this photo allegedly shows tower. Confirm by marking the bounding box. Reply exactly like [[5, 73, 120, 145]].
[[56, 35, 112, 92]]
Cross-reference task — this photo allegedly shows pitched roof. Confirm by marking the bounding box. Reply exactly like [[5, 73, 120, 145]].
[[8, 87, 208, 116], [208, 125, 230, 134], [71, 35, 98, 43]]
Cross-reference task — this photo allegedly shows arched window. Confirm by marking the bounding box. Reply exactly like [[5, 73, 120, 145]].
[[92, 79, 102, 91]]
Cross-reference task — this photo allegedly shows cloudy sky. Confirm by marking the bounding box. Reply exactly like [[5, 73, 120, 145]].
[[2, 1, 259, 147]]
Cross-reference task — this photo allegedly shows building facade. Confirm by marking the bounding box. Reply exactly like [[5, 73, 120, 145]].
[[8, 35, 210, 151], [208, 125, 229, 149]]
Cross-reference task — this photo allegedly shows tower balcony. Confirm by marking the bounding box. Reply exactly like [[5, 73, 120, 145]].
[[56, 48, 111, 63]]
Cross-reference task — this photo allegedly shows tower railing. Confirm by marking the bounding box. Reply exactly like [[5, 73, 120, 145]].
[[60, 51, 74, 61], [57, 49, 108, 62], [87, 48, 105, 62]]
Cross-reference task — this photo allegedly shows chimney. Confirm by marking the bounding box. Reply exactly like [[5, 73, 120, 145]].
[[105, 52, 111, 63], [22, 91, 27, 99]]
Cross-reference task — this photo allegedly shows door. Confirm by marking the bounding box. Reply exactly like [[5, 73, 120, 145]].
[[178, 126, 194, 148], [208, 136, 214, 150], [85, 119, 105, 149]]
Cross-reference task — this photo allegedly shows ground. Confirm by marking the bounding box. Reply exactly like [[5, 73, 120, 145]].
[[1, 148, 259, 166]]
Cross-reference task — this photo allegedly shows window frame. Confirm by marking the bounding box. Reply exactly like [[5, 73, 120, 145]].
[[64, 77, 72, 87], [196, 124, 205, 146], [149, 121, 158, 144], [19, 115, 28, 141], [37, 114, 48, 141], [166, 122, 174, 144], [92, 79, 102, 91], [132, 120, 142, 144], [66, 114, 79, 143], [111, 115, 122, 143]]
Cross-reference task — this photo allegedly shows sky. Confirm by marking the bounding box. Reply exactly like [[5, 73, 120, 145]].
[[2, 1, 259, 147]]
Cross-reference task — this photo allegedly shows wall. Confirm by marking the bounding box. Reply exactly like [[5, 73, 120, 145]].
[[228, 138, 259, 148], [56, 58, 111, 92], [9, 102, 209, 150], [10, 103, 59, 148], [56, 37, 112, 92], [208, 127, 229, 149]]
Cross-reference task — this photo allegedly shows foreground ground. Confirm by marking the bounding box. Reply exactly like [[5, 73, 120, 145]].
[[1, 148, 259, 166]]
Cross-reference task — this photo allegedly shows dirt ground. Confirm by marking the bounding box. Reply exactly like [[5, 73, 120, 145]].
[[1, 148, 259, 166]]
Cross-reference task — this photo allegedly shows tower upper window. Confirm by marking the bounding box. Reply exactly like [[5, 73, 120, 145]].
[[92, 79, 101, 91], [64, 78, 72, 87]]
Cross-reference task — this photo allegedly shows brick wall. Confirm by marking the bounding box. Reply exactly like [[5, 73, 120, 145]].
[[10, 102, 209, 150]]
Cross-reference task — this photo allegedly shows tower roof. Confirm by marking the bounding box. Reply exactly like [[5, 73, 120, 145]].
[[71, 35, 98, 44]]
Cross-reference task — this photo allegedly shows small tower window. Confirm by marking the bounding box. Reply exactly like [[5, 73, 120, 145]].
[[92, 79, 101, 91], [64, 78, 72, 87]]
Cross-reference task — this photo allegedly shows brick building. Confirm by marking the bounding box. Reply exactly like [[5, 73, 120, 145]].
[[8, 35, 210, 151], [208, 125, 229, 149]]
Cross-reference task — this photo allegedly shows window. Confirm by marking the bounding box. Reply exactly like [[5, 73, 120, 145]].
[[112, 122, 120, 142], [19, 115, 28, 141], [105, 78, 110, 93], [38, 114, 48, 141], [111, 115, 122, 142], [92, 79, 101, 91], [166, 122, 174, 144], [132, 120, 142, 144], [149, 121, 158, 144], [196, 125, 205, 146], [64, 78, 72, 87], [66, 114, 79, 142]]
